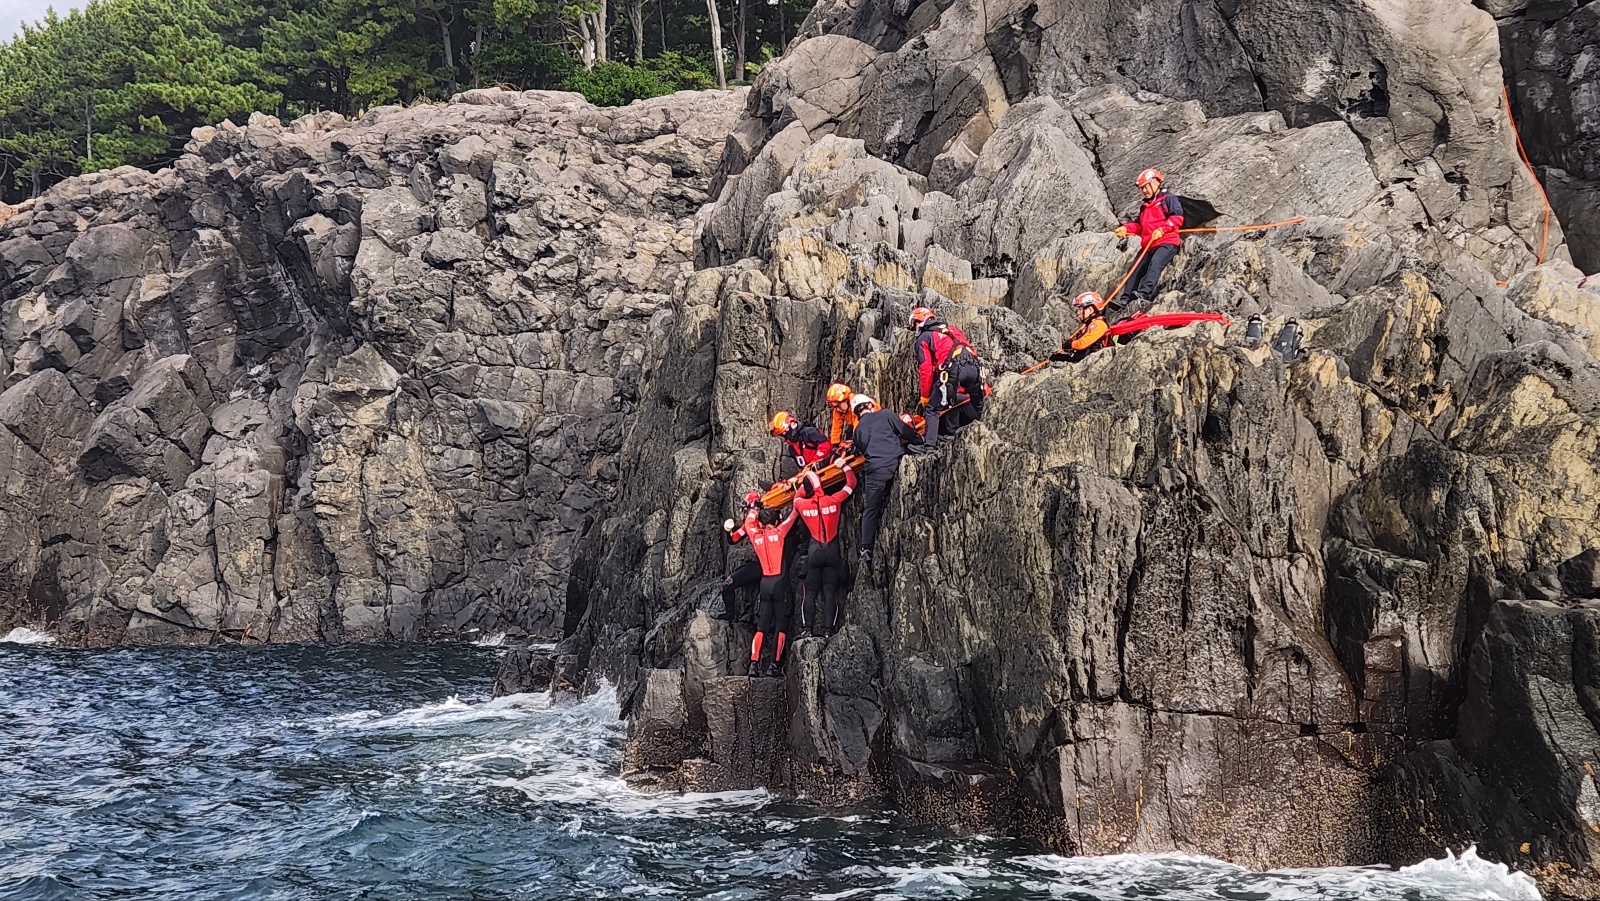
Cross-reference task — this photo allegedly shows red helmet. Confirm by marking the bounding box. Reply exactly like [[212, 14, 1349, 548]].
[[743, 490, 762, 506], [1074, 291, 1104, 309], [769, 410, 794, 436], [1136, 168, 1164, 189], [908, 307, 936, 330], [826, 382, 853, 404]]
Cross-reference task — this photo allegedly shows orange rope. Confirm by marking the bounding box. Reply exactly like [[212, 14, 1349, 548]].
[[1019, 216, 1307, 375], [1503, 84, 1551, 267]]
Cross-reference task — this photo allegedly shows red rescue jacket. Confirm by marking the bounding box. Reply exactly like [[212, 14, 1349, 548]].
[[915, 322, 977, 399], [1122, 190, 1184, 251], [748, 512, 797, 576], [782, 422, 832, 467], [727, 507, 762, 544], [793, 466, 857, 544]]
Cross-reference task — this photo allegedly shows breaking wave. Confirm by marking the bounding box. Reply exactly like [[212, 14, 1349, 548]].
[[0, 641, 1541, 900]]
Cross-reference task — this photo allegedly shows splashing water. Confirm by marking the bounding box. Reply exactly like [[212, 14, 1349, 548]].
[[0, 642, 1540, 900], [0, 627, 55, 645]]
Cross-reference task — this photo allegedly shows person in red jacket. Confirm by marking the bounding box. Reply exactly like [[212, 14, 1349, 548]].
[[1112, 168, 1184, 318], [792, 460, 856, 638], [744, 504, 798, 677], [910, 307, 985, 447], [770, 410, 832, 470], [718, 490, 766, 624]]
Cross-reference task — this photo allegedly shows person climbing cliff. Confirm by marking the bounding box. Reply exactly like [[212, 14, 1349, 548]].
[[770, 410, 832, 470], [718, 489, 765, 624], [1050, 292, 1112, 363], [824, 382, 859, 449], [1112, 168, 1184, 319], [792, 460, 856, 638], [910, 307, 985, 447], [849, 394, 926, 565], [744, 504, 798, 677]]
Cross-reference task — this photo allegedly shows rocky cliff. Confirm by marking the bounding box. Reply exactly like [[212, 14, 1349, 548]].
[[540, 0, 1600, 896], [4, 0, 1600, 892], [1492, 0, 1600, 272], [0, 89, 742, 643]]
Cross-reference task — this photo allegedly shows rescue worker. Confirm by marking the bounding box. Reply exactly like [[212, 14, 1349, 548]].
[[719, 489, 766, 624], [849, 394, 925, 564], [1112, 168, 1184, 318], [792, 459, 856, 638], [910, 307, 984, 447], [744, 504, 798, 677], [1049, 292, 1112, 363], [770, 410, 832, 470], [824, 382, 858, 449]]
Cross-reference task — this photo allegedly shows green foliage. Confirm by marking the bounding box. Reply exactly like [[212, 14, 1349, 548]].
[[0, 0, 814, 199], [564, 61, 674, 106]]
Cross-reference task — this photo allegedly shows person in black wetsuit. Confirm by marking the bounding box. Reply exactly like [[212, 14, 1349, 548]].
[[848, 394, 926, 565]]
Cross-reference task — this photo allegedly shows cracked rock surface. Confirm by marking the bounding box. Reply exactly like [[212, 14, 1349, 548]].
[[539, 0, 1600, 895], [0, 88, 743, 643]]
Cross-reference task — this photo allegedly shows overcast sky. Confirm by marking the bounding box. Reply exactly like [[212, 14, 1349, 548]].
[[3, 0, 76, 40]]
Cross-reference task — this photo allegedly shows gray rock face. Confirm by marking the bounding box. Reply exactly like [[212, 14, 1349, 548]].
[[0, 88, 744, 643], [549, 4, 1600, 895], [1492, 0, 1600, 270]]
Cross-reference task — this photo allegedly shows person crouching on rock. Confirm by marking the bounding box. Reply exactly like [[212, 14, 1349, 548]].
[[1111, 167, 1183, 320], [745, 503, 798, 677], [792, 460, 856, 639], [719, 489, 766, 625], [910, 307, 985, 448], [770, 410, 832, 472], [824, 382, 859, 451], [849, 394, 926, 566], [1050, 292, 1112, 363]]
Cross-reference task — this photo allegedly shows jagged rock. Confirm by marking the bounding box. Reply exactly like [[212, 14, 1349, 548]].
[[558, 3, 1600, 894], [0, 88, 746, 643]]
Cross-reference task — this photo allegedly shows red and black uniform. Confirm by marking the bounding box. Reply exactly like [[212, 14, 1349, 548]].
[[782, 422, 832, 469], [1116, 190, 1184, 315], [720, 505, 764, 623], [915, 320, 985, 446], [793, 465, 857, 636], [746, 508, 798, 671]]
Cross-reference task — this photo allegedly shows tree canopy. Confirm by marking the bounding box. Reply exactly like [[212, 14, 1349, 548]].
[[0, 0, 806, 201]]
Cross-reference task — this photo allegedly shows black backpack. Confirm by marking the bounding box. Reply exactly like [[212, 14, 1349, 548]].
[[1271, 319, 1306, 363]]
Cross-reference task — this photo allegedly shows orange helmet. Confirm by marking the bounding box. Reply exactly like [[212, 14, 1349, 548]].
[[1136, 168, 1164, 189], [908, 307, 936, 330], [1074, 291, 1103, 309], [769, 410, 794, 436], [826, 382, 853, 404]]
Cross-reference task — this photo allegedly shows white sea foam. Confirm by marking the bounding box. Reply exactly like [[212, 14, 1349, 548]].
[[1396, 846, 1541, 900], [0, 627, 56, 645], [999, 845, 1541, 900], [472, 632, 508, 647]]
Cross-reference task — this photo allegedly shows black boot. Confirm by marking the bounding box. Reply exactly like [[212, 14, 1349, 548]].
[[762, 661, 781, 678], [747, 661, 760, 677]]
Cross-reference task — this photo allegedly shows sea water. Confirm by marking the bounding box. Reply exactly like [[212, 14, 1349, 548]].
[[0, 638, 1541, 900]]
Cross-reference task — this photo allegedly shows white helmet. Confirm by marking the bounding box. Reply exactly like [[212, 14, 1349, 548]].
[[850, 393, 877, 415]]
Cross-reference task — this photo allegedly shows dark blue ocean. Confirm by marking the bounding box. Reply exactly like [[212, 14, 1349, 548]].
[[0, 630, 1541, 900]]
